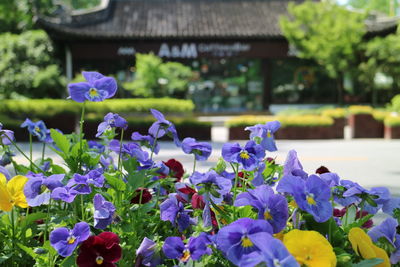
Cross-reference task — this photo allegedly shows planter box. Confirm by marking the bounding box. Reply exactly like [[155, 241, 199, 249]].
[[228, 126, 336, 140], [348, 114, 383, 138], [331, 118, 346, 139], [384, 125, 400, 139]]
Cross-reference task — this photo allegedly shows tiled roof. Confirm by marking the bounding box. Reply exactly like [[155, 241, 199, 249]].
[[38, 0, 293, 40]]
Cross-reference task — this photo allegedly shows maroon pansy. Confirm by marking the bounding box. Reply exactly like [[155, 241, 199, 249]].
[[316, 166, 330, 174], [131, 188, 152, 204], [164, 159, 184, 181], [77, 232, 122, 267]]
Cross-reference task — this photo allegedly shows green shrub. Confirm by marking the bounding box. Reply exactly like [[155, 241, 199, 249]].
[[384, 116, 400, 127], [226, 115, 333, 128], [348, 105, 374, 115], [321, 108, 347, 118], [372, 109, 390, 121], [389, 94, 400, 113]]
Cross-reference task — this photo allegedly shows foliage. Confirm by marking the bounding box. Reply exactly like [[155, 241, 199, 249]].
[[348, 105, 374, 115], [280, 1, 366, 78], [322, 108, 348, 119], [384, 115, 400, 126], [372, 109, 390, 121], [0, 0, 34, 33], [0, 30, 66, 99], [123, 53, 193, 98], [346, 0, 393, 16], [0, 98, 195, 119], [225, 115, 334, 127], [389, 94, 400, 112]]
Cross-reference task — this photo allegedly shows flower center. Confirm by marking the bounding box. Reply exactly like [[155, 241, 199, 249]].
[[35, 126, 41, 133], [264, 210, 273, 220], [240, 151, 250, 159], [89, 88, 99, 97], [67, 235, 76, 244], [306, 194, 316, 205], [180, 249, 191, 262], [267, 130, 272, 138], [241, 236, 253, 248], [96, 256, 104, 265], [273, 259, 282, 267]]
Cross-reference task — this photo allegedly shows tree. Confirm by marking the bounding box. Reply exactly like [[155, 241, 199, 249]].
[[123, 53, 193, 98], [280, 1, 366, 102], [0, 30, 66, 99], [346, 0, 394, 16]]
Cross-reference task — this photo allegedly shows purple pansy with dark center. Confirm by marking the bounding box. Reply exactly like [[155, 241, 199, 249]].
[[222, 141, 265, 171], [136, 237, 162, 267], [234, 185, 288, 233], [163, 233, 212, 262], [148, 109, 180, 147], [0, 123, 14, 145], [109, 139, 150, 163], [190, 170, 232, 204], [277, 174, 333, 223], [67, 169, 105, 194], [68, 71, 117, 102], [21, 119, 48, 142], [160, 193, 191, 232], [245, 120, 281, 152], [131, 132, 160, 154], [93, 193, 115, 229], [215, 218, 273, 266], [181, 137, 212, 161], [369, 217, 400, 264], [96, 112, 128, 137], [24, 174, 64, 207], [51, 186, 79, 203], [50, 222, 90, 257]]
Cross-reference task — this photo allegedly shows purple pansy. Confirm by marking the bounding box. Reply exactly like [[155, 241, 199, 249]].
[[50, 222, 90, 257], [181, 137, 212, 161], [245, 121, 281, 152], [109, 139, 149, 163], [369, 217, 400, 264], [148, 109, 180, 147], [20, 119, 48, 142], [136, 237, 162, 266], [51, 186, 79, 203], [190, 170, 232, 204], [363, 187, 391, 215], [334, 180, 368, 206], [215, 218, 273, 266], [0, 123, 14, 145], [222, 141, 265, 171], [0, 166, 11, 180], [234, 185, 288, 233], [93, 194, 115, 229], [67, 169, 105, 194], [282, 150, 307, 179], [96, 112, 128, 137], [163, 233, 212, 262], [277, 174, 333, 223], [88, 140, 105, 153], [68, 71, 117, 102], [131, 132, 160, 154], [319, 172, 340, 187], [24, 174, 64, 206], [160, 193, 191, 232]]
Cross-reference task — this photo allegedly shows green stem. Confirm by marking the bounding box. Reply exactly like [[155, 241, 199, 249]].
[[232, 163, 239, 220], [150, 127, 160, 161], [193, 155, 197, 174], [3, 145, 18, 175], [3, 134, 40, 170], [29, 133, 33, 171], [117, 129, 124, 174], [41, 143, 46, 163], [78, 102, 86, 172], [44, 199, 51, 243], [80, 195, 85, 221], [10, 209, 15, 267]]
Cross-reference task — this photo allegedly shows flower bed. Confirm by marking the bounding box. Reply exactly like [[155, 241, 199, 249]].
[[0, 72, 398, 267], [348, 105, 384, 138]]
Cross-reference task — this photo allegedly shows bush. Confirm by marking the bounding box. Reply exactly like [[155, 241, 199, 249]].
[[348, 105, 374, 115], [384, 116, 400, 127], [321, 108, 347, 119], [226, 115, 333, 128], [372, 109, 390, 121], [389, 94, 400, 113]]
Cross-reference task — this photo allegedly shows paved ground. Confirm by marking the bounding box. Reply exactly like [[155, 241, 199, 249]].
[[12, 139, 400, 195]]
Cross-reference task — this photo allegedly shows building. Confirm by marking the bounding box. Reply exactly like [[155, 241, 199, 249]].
[[38, 0, 398, 112]]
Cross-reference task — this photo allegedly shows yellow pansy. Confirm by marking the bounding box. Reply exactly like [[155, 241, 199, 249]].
[[283, 229, 337, 267], [348, 227, 390, 267], [0, 173, 28, 211]]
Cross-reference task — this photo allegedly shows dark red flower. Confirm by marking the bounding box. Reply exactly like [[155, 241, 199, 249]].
[[164, 159, 184, 181], [131, 188, 152, 204], [177, 185, 196, 196], [316, 166, 330, 174], [191, 193, 205, 210], [77, 232, 122, 267], [265, 157, 275, 164], [333, 207, 373, 229]]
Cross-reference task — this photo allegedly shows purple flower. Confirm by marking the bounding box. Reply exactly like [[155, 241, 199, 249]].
[[136, 237, 162, 266], [67, 169, 105, 195], [24, 174, 64, 206], [277, 174, 333, 223], [190, 170, 232, 204], [0, 123, 14, 145], [245, 121, 281, 152], [383, 197, 400, 216], [109, 139, 149, 163], [88, 140, 105, 153], [181, 137, 212, 161], [68, 71, 117, 102], [363, 187, 391, 215], [234, 185, 288, 233], [148, 109, 180, 147], [319, 172, 340, 187], [0, 166, 11, 180], [334, 180, 367, 206], [50, 222, 90, 257], [283, 150, 308, 179], [21, 119, 48, 142], [51, 186, 78, 203], [369, 217, 400, 264], [215, 218, 273, 266], [96, 112, 128, 137], [131, 132, 160, 154], [160, 193, 190, 232], [93, 194, 115, 229], [222, 141, 265, 171], [163, 233, 212, 262]]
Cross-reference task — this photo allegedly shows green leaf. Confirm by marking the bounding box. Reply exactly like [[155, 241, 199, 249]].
[[0, 254, 12, 264], [50, 129, 70, 154], [342, 205, 357, 227], [105, 174, 126, 191], [20, 212, 46, 229], [126, 170, 147, 191], [60, 255, 76, 267], [51, 164, 67, 174], [352, 258, 383, 267]]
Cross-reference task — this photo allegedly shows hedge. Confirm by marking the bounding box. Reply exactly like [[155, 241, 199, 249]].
[[321, 108, 347, 119], [0, 98, 195, 119], [226, 115, 334, 128], [348, 105, 374, 115], [384, 116, 400, 127]]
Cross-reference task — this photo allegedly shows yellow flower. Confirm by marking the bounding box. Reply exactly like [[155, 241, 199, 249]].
[[348, 227, 390, 267], [0, 173, 28, 211], [283, 229, 337, 267]]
